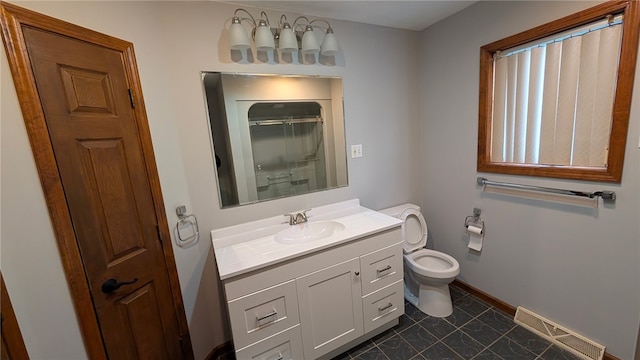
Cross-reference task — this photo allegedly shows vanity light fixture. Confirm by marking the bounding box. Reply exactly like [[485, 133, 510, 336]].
[[254, 17, 275, 51], [301, 23, 320, 54], [277, 15, 298, 53], [229, 20, 250, 49], [228, 9, 340, 56], [229, 9, 275, 51]]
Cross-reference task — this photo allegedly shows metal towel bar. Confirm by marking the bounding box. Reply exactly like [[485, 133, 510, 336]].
[[477, 177, 616, 202]]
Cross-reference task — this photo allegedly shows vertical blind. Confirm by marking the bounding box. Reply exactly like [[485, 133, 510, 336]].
[[491, 21, 623, 167]]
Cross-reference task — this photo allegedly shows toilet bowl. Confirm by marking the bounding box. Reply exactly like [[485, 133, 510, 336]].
[[380, 204, 460, 317]]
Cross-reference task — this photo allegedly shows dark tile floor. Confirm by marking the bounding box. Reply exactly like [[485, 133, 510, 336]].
[[332, 284, 582, 360]]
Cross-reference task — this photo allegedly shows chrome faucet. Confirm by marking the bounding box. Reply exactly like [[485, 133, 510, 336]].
[[284, 209, 310, 225]]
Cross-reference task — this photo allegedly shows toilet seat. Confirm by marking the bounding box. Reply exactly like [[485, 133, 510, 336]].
[[398, 208, 427, 254], [404, 249, 460, 279]]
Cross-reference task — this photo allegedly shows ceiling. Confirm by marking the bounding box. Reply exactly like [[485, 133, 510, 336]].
[[222, 1, 478, 31]]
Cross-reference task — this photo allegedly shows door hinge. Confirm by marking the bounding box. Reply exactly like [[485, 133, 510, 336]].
[[128, 88, 135, 108], [156, 224, 162, 242]]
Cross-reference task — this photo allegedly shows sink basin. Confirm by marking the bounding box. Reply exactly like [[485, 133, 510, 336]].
[[275, 221, 346, 244]]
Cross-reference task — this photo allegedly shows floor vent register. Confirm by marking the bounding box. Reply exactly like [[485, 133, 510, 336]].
[[514, 306, 606, 360]]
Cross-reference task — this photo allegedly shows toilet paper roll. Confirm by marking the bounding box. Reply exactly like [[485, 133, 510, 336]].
[[465, 225, 483, 251], [465, 225, 483, 235]]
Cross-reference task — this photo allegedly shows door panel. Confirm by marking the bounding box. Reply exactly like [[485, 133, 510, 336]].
[[76, 138, 146, 260], [117, 283, 171, 358], [20, 25, 182, 360], [296, 258, 363, 359], [59, 65, 117, 115]]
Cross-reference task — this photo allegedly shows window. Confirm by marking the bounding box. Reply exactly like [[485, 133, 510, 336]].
[[478, 0, 639, 182]]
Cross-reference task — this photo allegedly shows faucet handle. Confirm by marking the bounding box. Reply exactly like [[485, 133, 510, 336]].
[[296, 209, 311, 222], [296, 209, 311, 224], [283, 213, 296, 225]]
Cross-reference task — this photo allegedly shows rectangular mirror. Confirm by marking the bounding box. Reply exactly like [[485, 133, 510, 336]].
[[203, 72, 348, 208]]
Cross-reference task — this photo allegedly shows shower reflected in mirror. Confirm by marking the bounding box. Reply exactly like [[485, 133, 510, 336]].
[[202, 72, 347, 208]]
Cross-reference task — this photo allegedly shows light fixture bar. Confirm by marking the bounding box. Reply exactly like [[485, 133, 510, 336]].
[[227, 8, 339, 57]]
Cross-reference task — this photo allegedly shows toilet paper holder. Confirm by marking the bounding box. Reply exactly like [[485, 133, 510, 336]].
[[464, 208, 484, 230]]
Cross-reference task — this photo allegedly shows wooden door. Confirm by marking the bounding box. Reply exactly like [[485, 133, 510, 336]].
[[296, 258, 364, 359], [1, 4, 192, 359], [1, 274, 30, 360]]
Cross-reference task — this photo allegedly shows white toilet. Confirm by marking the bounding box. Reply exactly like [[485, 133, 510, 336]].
[[381, 204, 460, 317]]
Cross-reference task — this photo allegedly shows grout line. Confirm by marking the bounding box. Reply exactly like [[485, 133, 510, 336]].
[[534, 343, 556, 360], [346, 287, 559, 360], [445, 305, 493, 359]]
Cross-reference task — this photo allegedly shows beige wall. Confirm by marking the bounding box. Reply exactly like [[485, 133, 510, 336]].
[[419, 1, 640, 359], [0, 1, 421, 359]]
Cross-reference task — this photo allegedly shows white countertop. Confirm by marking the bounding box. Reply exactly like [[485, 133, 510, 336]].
[[211, 199, 402, 280]]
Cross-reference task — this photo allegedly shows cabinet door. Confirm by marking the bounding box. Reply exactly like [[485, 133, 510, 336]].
[[296, 258, 363, 359]]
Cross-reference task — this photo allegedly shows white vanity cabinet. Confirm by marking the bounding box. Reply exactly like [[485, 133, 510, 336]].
[[221, 227, 403, 360]]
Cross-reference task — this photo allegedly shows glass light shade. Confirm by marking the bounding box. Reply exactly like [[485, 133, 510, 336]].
[[301, 25, 320, 55], [320, 30, 339, 56], [229, 19, 251, 50], [278, 26, 298, 52], [254, 20, 275, 51]]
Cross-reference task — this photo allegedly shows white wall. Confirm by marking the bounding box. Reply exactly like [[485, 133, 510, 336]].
[[419, 1, 640, 359], [0, 1, 421, 359]]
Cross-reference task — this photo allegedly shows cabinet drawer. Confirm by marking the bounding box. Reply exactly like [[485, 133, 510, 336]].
[[360, 243, 403, 295], [228, 280, 299, 349], [362, 280, 404, 334], [235, 325, 304, 360]]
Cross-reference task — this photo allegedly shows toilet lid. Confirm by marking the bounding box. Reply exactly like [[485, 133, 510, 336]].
[[400, 208, 427, 253]]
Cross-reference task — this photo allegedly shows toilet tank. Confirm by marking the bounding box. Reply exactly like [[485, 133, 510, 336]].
[[379, 203, 421, 219]]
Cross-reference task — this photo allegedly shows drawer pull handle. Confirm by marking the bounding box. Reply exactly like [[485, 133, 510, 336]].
[[272, 353, 284, 360], [378, 302, 394, 312], [376, 265, 392, 276], [256, 310, 278, 323]]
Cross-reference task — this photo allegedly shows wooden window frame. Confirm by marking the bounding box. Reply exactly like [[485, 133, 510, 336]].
[[477, 0, 640, 183]]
